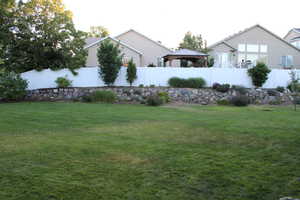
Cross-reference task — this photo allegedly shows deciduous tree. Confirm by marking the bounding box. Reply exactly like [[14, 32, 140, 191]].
[[88, 26, 109, 38], [1, 0, 87, 74]]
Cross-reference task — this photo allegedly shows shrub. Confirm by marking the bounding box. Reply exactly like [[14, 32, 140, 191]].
[[0, 71, 28, 101], [267, 89, 278, 96], [146, 95, 164, 106], [215, 84, 230, 93], [82, 91, 116, 103], [217, 99, 230, 105], [230, 95, 249, 106], [248, 62, 271, 88], [55, 76, 72, 88], [168, 77, 184, 88], [294, 96, 300, 105], [186, 78, 206, 88], [126, 59, 137, 86], [212, 82, 221, 90], [97, 40, 123, 86], [168, 77, 206, 88], [287, 82, 300, 92], [232, 85, 247, 95], [276, 86, 285, 93], [147, 63, 156, 67], [158, 92, 170, 103], [149, 84, 155, 88]]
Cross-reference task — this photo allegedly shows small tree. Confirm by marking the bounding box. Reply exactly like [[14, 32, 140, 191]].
[[97, 40, 123, 86], [248, 62, 271, 88], [126, 59, 137, 86]]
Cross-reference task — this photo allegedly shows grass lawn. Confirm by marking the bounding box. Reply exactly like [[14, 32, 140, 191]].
[[0, 102, 300, 200]]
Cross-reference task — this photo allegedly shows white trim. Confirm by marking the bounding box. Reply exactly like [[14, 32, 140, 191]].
[[84, 36, 143, 55], [115, 29, 173, 52]]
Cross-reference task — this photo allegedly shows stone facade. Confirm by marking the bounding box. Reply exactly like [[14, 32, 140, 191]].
[[26, 87, 294, 105]]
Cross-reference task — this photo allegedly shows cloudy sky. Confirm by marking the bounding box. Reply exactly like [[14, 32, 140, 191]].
[[64, 0, 300, 49]]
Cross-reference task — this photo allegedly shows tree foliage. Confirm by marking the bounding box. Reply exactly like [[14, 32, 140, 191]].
[[97, 39, 123, 86], [248, 62, 271, 88], [0, 0, 87, 73], [179, 32, 208, 53], [0, 71, 28, 101], [126, 59, 137, 86], [88, 26, 109, 38]]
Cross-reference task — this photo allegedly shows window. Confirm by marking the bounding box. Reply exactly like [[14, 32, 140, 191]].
[[260, 45, 268, 53], [292, 41, 300, 48], [258, 54, 268, 64], [281, 55, 294, 67], [247, 44, 259, 52], [238, 44, 246, 52]]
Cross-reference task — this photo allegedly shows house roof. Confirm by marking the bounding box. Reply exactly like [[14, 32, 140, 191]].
[[291, 36, 300, 41], [209, 24, 300, 52], [283, 28, 300, 40], [84, 36, 143, 55], [115, 29, 172, 52], [164, 49, 208, 57]]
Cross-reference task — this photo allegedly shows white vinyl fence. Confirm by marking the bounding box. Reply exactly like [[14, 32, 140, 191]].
[[21, 66, 299, 90]]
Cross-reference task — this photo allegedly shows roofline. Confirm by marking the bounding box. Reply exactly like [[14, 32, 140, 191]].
[[84, 36, 143, 55], [208, 41, 236, 51], [115, 29, 173, 52], [284, 28, 300, 40], [209, 24, 300, 53]]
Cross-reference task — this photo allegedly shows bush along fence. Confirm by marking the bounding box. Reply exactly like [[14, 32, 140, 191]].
[[26, 87, 294, 105]]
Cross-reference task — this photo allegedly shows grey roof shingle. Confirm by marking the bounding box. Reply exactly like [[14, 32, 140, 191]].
[[165, 49, 208, 56]]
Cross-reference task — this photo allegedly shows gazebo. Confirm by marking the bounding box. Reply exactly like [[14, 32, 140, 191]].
[[163, 49, 209, 67]]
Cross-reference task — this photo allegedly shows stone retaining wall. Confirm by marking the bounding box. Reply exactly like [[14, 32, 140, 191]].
[[26, 87, 294, 105]]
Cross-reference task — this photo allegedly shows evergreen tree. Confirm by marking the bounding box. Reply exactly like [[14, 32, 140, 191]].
[[97, 39, 123, 86], [126, 59, 137, 86]]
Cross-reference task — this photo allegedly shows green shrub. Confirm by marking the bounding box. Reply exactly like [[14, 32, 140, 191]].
[[230, 95, 249, 106], [168, 77, 206, 88], [269, 99, 282, 105], [168, 77, 185, 88], [82, 91, 116, 103], [232, 85, 247, 95], [287, 82, 300, 92], [158, 92, 170, 103], [215, 84, 230, 93], [217, 99, 230, 105], [147, 63, 156, 67], [248, 62, 271, 88], [0, 71, 28, 101], [186, 78, 206, 88], [149, 84, 155, 88], [138, 84, 144, 88], [146, 95, 164, 106], [276, 86, 285, 93], [55, 76, 72, 88], [126, 59, 137, 86]]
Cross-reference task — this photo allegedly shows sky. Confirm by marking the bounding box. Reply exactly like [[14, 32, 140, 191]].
[[64, 0, 300, 49]]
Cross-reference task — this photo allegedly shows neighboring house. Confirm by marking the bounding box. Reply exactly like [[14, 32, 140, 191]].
[[84, 29, 176, 67], [284, 28, 300, 49], [209, 24, 300, 69]]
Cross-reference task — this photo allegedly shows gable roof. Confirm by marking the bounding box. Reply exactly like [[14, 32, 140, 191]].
[[115, 29, 172, 52], [209, 24, 300, 52], [84, 36, 143, 55], [283, 28, 300, 40]]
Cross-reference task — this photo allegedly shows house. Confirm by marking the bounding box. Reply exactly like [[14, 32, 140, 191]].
[[84, 29, 177, 67], [208, 24, 300, 69], [284, 28, 300, 49]]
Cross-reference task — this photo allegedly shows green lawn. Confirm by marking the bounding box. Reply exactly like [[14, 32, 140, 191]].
[[0, 103, 300, 200]]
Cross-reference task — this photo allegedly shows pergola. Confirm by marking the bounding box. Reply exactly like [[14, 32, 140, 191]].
[[163, 49, 209, 67]]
